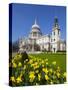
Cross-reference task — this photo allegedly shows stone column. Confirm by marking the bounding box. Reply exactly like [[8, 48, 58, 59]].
[[32, 39, 34, 52]]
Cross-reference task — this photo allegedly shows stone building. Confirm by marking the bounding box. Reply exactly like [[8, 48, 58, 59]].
[[19, 17, 66, 53]]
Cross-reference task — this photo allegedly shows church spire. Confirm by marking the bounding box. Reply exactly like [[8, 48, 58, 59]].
[[32, 17, 40, 29], [35, 18, 37, 25], [54, 16, 59, 28]]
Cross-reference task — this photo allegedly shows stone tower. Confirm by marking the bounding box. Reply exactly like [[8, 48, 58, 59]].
[[51, 17, 60, 52]]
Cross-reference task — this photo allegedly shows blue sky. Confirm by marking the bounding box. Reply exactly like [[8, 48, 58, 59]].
[[11, 3, 66, 42]]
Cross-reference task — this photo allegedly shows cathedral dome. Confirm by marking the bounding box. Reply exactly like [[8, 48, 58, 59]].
[[32, 24, 40, 29], [29, 19, 42, 39]]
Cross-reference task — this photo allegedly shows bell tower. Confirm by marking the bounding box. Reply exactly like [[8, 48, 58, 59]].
[[51, 17, 60, 52]]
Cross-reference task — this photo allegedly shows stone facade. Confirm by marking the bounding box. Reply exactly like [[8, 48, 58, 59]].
[[19, 17, 66, 53]]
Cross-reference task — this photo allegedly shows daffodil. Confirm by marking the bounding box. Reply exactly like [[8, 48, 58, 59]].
[[38, 73, 41, 81], [29, 71, 35, 82], [35, 70, 39, 73], [34, 65, 39, 69], [56, 67, 60, 73], [57, 72, 60, 78], [50, 80, 53, 84], [29, 59, 33, 64], [10, 53, 66, 85], [63, 72, 66, 77], [42, 64, 44, 67], [16, 76, 22, 83], [10, 76, 15, 82], [46, 62, 48, 65], [26, 59, 29, 62], [18, 62, 22, 67], [45, 75, 49, 80], [34, 62, 38, 66], [42, 68, 48, 74]]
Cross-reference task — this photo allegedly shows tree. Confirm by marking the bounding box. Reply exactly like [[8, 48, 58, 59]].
[[12, 40, 19, 52]]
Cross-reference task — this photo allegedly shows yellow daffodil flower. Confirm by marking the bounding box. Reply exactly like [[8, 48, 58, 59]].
[[46, 62, 48, 65], [57, 72, 60, 78], [50, 80, 53, 84], [18, 62, 22, 67], [29, 60, 33, 64], [42, 68, 48, 74], [10, 76, 15, 82], [38, 74, 41, 81], [45, 75, 49, 80], [29, 71, 35, 82], [16, 76, 22, 83], [35, 70, 39, 73], [63, 72, 66, 77]]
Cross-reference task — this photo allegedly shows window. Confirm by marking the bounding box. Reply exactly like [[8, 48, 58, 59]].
[[51, 39, 52, 42], [54, 39, 55, 41], [54, 32, 55, 35], [58, 31, 59, 35], [33, 32, 37, 37]]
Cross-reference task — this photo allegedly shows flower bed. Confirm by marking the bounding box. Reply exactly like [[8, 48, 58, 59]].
[[9, 53, 66, 86]]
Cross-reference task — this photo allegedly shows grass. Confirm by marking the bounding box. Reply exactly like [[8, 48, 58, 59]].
[[29, 53, 66, 72], [12, 52, 66, 72]]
